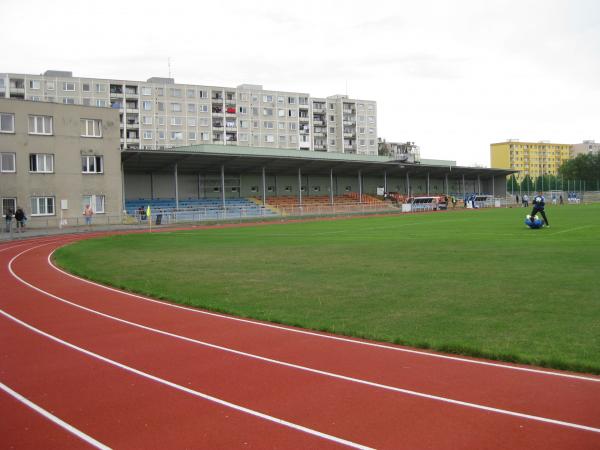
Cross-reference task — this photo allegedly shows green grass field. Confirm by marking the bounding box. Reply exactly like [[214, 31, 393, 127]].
[[54, 204, 600, 374]]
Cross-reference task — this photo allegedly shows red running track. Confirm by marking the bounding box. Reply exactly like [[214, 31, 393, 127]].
[[1, 232, 599, 449]]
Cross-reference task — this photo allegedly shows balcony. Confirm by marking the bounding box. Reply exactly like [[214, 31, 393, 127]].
[[312, 107, 325, 114]]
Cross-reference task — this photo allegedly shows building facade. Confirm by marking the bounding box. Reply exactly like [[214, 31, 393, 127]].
[[571, 140, 600, 157], [0, 98, 121, 227], [490, 140, 571, 180], [0, 71, 378, 156]]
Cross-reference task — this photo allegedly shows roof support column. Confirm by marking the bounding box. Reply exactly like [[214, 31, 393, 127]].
[[150, 172, 154, 200], [121, 161, 126, 213], [174, 163, 179, 210], [330, 169, 334, 205], [406, 172, 410, 197], [477, 175, 481, 194], [221, 165, 226, 207], [262, 166, 266, 206], [462, 174, 466, 197], [298, 167, 302, 206], [492, 175, 495, 199], [426, 172, 430, 196], [384, 170, 387, 193], [358, 170, 362, 202], [445, 173, 449, 196]]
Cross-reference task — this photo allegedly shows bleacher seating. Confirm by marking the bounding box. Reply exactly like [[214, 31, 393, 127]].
[[125, 198, 278, 222]]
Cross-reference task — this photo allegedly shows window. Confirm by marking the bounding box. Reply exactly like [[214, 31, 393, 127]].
[[199, 118, 210, 127], [187, 118, 196, 127], [63, 97, 75, 105], [80, 119, 102, 137], [187, 103, 196, 113], [279, 135, 286, 143], [158, 131, 165, 140], [63, 82, 75, 91], [82, 83, 90, 92], [198, 104, 209, 112], [186, 89, 195, 98], [239, 133, 248, 142], [188, 131, 196, 140], [200, 132, 210, 141], [171, 103, 181, 112], [81, 155, 103, 173], [263, 121, 274, 129], [264, 134, 274, 143], [31, 196, 55, 216], [277, 96, 284, 104], [239, 120, 248, 129], [28, 115, 53, 135], [143, 131, 153, 139], [96, 99, 107, 107], [289, 123, 297, 131], [288, 109, 297, 117], [329, 115, 335, 121], [278, 122, 285, 130], [82, 195, 105, 214], [95, 83, 107, 93], [329, 103, 334, 110], [29, 80, 41, 89], [141, 116, 152, 125], [198, 90, 207, 98], [170, 88, 182, 97], [46, 81, 55, 90], [262, 95, 273, 102], [0, 153, 16, 172], [158, 117, 165, 126], [263, 108, 273, 116], [171, 117, 183, 126], [278, 109, 285, 117], [156, 87, 164, 96], [141, 87, 152, 96], [157, 102, 165, 112], [171, 131, 183, 140], [82, 98, 91, 106], [142, 101, 152, 111], [0, 113, 15, 133], [29, 154, 54, 172], [239, 106, 248, 114], [288, 96, 296, 104]]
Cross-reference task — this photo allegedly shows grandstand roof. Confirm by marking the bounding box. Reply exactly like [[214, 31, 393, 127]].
[[122, 145, 515, 178]]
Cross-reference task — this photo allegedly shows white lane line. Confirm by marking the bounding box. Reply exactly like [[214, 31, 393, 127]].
[[8, 246, 600, 434], [0, 381, 111, 450], [549, 225, 594, 236], [0, 309, 373, 450], [46, 245, 600, 384]]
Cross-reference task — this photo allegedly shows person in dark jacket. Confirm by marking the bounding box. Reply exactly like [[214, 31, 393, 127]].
[[14, 207, 26, 232], [530, 193, 549, 227]]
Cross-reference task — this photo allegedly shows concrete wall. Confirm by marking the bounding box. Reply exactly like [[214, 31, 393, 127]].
[[0, 99, 121, 226]]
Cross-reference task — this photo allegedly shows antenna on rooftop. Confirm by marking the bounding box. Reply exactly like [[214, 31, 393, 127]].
[[168, 57, 172, 78]]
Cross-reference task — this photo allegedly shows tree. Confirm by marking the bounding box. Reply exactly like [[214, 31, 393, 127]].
[[558, 154, 600, 188], [506, 174, 519, 193]]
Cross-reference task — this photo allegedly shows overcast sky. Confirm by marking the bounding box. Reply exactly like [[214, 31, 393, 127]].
[[2, 0, 599, 166]]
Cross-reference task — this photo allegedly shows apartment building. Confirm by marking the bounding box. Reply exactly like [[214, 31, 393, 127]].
[[0, 98, 121, 226], [490, 140, 571, 180], [0, 71, 378, 156], [571, 140, 600, 157]]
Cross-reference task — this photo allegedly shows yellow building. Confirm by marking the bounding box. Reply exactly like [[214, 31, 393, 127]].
[[490, 140, 571, 181]]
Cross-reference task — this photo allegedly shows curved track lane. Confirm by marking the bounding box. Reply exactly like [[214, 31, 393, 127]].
[[1, 232, 599, 449]]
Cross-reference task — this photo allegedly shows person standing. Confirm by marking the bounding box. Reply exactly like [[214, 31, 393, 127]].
[[522, 194, 529, 207], [4, 208, 13, 233], [14, 207, 26, 233], [559, 194, 563, 205], [83, 204, 94, 230], [530, 193, 549, 227]]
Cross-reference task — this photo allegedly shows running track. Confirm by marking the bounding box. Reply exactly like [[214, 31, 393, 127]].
[[1, 231, 599, 449]]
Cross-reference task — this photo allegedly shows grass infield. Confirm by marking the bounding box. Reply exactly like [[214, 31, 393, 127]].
[[54, 204, 600, 374]]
